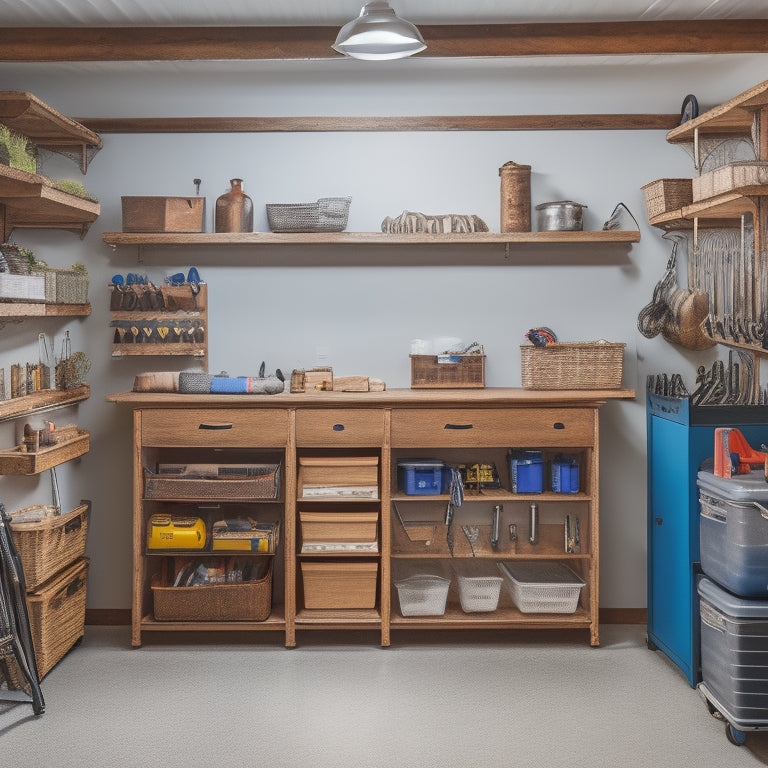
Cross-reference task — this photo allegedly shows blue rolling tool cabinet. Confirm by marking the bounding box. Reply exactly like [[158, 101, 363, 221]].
[[646, 392, 768, 687]]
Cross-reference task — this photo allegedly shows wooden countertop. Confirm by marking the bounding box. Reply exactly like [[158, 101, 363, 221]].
[[107, 387, 636, 409]]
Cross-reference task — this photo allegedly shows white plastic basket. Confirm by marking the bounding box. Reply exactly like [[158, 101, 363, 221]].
[[457, 574, 503, 613], [395, 574, 450, 616], [499, 562, 584, 614]]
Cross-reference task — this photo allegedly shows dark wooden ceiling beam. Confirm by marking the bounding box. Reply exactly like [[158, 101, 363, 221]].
[[79, 114, 680, 134], [0, 19, 767, 62]]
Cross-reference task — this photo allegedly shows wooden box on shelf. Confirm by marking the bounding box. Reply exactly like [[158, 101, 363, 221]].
[[410, 354, 485, 389], [301, 561, 378, 609], [121, 196, 205, 233]]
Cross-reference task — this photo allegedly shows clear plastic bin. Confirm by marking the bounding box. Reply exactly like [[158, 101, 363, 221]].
[[395, 574, 450, 616]]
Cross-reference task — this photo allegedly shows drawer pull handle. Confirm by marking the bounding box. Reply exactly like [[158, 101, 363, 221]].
[[332, 424, 345, 432], [198, 422, 233, 430], [553, 422, 565, 430], [444, 423, 473, 430]]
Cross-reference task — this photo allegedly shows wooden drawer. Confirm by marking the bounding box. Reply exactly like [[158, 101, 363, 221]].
[[390, 408, 596, 448], [295, 409, 385, 447], [141, 408, 289, 447]]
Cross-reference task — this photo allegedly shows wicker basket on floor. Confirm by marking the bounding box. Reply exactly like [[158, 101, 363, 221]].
[[8, 502, 90, 591], [520, 342, 625, 390]]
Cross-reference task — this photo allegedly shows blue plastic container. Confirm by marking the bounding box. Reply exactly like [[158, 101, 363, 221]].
[[509, 451, 543, 493], [398, 460, 444, 496], [552, 456, 579, 493]]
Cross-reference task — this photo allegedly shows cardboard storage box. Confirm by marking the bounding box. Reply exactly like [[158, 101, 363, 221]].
[[698, 469, 768, 598], [300, 511, 378, 549], [121, 196, 205, 233], [698, 576, 768, 726], [301, 561, 378, 609], [298, 456, 379, 499]]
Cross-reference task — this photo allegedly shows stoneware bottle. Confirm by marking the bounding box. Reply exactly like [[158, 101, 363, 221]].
[[215, 178, 253, 233]]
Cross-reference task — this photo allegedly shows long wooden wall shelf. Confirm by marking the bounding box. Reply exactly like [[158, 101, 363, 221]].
[[0, 165, 100, 238], [103, 230, 640, 248], [0, 91, 102, 173], [0, 302, 91, 319], [0, 384, 90, 423]]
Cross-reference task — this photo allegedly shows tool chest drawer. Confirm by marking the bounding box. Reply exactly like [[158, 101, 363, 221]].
[[390, 408, 596, 448], [141, 408, 289, 447], [295, 409, 385, 446]]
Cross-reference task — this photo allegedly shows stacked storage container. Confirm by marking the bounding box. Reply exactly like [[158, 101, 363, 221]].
[[696, 469, 768, 743]]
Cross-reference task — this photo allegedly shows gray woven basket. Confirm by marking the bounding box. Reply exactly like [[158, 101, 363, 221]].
[[266, 197, 351, 233]]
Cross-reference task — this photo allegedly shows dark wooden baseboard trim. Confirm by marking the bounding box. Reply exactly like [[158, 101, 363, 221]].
[[86, 607, 648, 626], [85, 608, 131, 626], [600, 608, 647, 624]]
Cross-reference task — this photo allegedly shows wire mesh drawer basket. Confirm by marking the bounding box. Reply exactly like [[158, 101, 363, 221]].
[[520, 341, 624, 390], [266, 196, 351, 233]]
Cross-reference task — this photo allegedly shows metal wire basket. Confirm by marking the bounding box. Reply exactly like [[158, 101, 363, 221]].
[[266, 196, 351, 233]]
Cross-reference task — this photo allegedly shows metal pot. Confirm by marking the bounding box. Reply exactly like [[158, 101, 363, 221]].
[[535, 200, 587, 231]]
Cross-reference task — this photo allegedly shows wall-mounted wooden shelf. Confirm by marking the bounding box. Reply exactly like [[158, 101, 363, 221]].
[[0, 165, 100, 238], [0, 428, 89, 475], [0, 384, 90, 424], [0, 91, 102, 173], [103, 230, 640, 248], [0, 302, 91, 319]]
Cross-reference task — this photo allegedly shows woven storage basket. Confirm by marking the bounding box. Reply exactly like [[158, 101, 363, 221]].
[[8, 502, 90, 591], [44, 269, 88, 304], [152, 560, 272, 621], [266, 196, 351, 233], [641, 178, 693, 219], [410, 354, 485, 389], [520, 342, 625, 390], [26, 557, 89, 679], [144, 464, 280, 500]]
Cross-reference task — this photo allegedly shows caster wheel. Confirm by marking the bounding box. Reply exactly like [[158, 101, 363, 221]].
[[705, 700, 721, 719], [725, 723, 747, 746]]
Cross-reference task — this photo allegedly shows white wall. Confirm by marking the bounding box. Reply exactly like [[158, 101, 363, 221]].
[[1, 54, 766, 611]]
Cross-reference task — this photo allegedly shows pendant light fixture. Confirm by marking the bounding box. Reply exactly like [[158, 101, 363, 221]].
[[332, 1, 427, 61]]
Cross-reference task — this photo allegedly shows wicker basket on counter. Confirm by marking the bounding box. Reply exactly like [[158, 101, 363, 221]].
[[520, 341, 625, 390], [266, 197, 351, 233]]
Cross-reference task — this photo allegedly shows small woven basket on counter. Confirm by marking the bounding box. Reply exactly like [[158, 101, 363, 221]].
[[520, 341, 625, 390], [266, 196, 351, 233]]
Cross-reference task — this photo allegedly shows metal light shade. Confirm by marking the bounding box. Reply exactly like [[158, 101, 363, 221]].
[[333, 1, 427, 60]]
